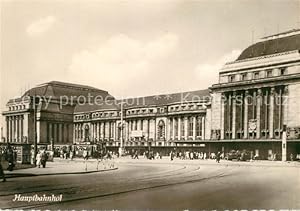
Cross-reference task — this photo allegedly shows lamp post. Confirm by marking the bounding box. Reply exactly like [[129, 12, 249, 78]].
[[118, 101, 124, 156], [33, 95, 37, 166], [282, 124, 287, 161]]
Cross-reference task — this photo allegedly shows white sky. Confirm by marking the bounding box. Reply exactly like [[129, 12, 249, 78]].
[[0, 0, 300, 128]]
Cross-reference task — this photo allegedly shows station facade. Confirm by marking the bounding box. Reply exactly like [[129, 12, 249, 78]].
[[2, 29, 300, 160]]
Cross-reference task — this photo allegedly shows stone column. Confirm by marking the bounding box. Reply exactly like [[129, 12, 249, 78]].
[[283, 86, 289, 126], [244, 90, 249, 139], [20, 116, 23, 142], [184, 117, 188, 140], [167, 118, 171, 141], [53, 124, 57, 143], [193, 116, 196, 140], [49, 123, 53, 144], [12, 116, 16, 142], [103, 122, 107, 139], [16, 116, 19, 142], [154, 118, 157, 142], [147, 119, 150, 140], [172, 118, 175, 140], [269, 87, 275, 139], [90, 123, 93, 142], [178, 117, 181, 140], [74, 124, 77, 142], [98, 122, 101, 140], [232, 92, 236, 139], [6, 117, 9, 142], [201, 116, 205, 140], [92, 123, 95, 140], [220, 93, 225, 140], [256, 89, 262, 139], [114, 121, 118, 141], [9, 117, 12, 142], [59, 123, 63, 143], [278, 88, 283, 131], [59, 124, 63, 143], [23, 114, 28, 142]]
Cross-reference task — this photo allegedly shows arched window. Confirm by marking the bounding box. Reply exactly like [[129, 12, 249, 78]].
[[196, 116, 203, 137], [157, 120, 165, 139], [188, 117, 193, 137], [84, 124, 89, 141]]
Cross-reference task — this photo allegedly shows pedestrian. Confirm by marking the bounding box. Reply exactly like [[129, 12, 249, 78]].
[[216, 151, 221, 163], [40, 150, 48, 168], [83, 149, 88, 160], [170, 151, 174, 161], [70, 150, 74, 160], [290, 153, 294, 161], [133, 151, 139, 159], [36, 150, 41, 168], [0, 151, 6, 182], [6, 146, 15, 171]]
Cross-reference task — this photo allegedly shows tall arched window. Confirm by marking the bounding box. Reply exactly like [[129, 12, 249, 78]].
[[196, 116, 203, 137], [174, 118, 178, 137], [157, 120, 165, 139], [188, 117, 193, 137]]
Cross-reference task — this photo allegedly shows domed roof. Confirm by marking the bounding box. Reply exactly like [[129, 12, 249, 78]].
[[237, 29, 300, 61]]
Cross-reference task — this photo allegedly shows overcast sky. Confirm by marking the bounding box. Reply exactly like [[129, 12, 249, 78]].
[[0, 0, 299, 128]]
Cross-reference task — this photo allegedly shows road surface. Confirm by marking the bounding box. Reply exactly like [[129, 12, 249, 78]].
[[0, 160, 299, 209]]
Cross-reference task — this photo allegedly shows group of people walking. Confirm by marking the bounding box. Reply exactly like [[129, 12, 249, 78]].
[[35, 150, 48, 168], [0, 144, 15, 182]]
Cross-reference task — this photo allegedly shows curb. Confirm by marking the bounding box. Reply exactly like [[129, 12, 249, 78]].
[[4, 167, 118, 178], [115, 160, 300, 168]]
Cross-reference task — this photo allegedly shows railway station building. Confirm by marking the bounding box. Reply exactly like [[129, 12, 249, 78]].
[[2, 29, 300, 160]]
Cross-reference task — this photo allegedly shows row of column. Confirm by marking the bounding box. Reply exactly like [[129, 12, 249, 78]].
[[75, 122, 116, 142], [169, 116, 205, 140], [221, 86, 287, 139], [127, 119, 151, 140], [6, 115, 27, 143], [47, 122, 70, 144], [74, 116, 207, 143]]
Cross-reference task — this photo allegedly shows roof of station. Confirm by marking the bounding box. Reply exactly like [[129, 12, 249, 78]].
[[74, 89, 211, 113], [20, 81, 114, 101], [236, 29, 300, 61]]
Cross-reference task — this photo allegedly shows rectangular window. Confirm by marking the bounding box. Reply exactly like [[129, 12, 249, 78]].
[[254, 72, 259, 79], [280, 67, 287, 75], [266, 70, 273, 77], [241, 73, 247, 81], [229, 75, 235, 82]]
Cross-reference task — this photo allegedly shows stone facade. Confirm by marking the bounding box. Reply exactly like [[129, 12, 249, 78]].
[[2, 29, 300, 159]]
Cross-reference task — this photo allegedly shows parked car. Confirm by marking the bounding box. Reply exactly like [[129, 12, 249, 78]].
[[225, 150, 239, 160], [239, 150, 251, 161], [225, 150, 251, 161]]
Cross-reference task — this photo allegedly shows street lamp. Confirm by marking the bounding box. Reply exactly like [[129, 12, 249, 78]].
[[118, 101, 125, 156]]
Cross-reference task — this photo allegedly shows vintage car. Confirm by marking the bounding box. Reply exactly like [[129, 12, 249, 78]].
[[225, 150, 239, 160]]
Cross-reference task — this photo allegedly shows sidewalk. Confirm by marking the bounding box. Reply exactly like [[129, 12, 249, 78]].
[[4, 159, 118, 178]]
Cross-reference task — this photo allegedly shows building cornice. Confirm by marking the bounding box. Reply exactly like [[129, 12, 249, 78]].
[[210, 73, 300, 92], [221, 50, 300, 73]]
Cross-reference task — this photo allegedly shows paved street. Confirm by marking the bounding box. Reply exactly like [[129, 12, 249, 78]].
[[0, 158, 299, 210]]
